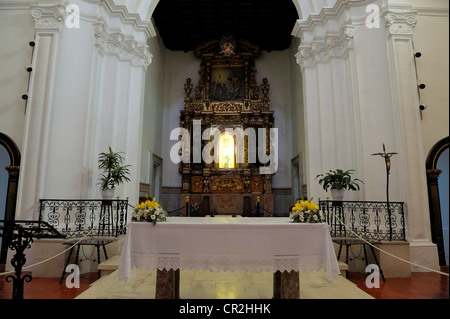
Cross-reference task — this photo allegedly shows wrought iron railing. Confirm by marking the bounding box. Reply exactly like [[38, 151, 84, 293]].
[[38, 199, 129, 238], [319, 200, 406, 241]]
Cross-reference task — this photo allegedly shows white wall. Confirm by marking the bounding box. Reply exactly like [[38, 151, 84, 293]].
[[140, 35, 166, 185], [413, 10, 449, 156], [255, 50, 293, 188], [161, 50, 199, 188], [0, 6, 34, 151], [289, 37, 306, 198]]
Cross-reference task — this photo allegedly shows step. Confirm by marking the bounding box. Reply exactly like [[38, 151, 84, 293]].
[[338, 261, 348, 277], [98, 255, 120, 277], [98, 255, 350, 277]]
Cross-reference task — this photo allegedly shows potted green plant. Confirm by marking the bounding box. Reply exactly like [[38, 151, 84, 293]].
[[98, 146, 131, 199], [315, 169, 363, 200]]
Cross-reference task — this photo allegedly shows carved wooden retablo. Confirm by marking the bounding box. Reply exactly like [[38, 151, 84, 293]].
[[179, 35, 274, 216]]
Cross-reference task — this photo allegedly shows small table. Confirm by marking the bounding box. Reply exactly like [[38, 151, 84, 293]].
[[60, 239, 113, 284], [334, 238, 386, 282]]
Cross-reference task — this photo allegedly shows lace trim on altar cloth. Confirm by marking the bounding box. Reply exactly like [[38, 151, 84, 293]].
[[130, 254, 327, 273]]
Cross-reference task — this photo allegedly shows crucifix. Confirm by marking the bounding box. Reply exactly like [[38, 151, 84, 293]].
[[372, 143, 398, 241]]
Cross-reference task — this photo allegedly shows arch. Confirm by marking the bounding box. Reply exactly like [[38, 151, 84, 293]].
[[138, 0, 305, 26], [135, 0, 160, 21], [426, 136, 449, 267], [0, 132, 21, 166], [426, 136, 449, 170], [291, 0, 337, 21], [0, 132, 21, 271]]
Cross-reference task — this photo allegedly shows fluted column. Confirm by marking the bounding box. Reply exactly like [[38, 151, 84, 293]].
[[16, 0, 154, 220], [294, 11, 363, 201]]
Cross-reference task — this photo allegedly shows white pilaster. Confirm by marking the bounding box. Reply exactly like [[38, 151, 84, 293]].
[[384, 7, 439, 271], [16, 1, 67, 220]]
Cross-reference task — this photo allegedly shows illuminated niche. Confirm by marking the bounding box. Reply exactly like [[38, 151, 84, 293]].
[[217, 132, 235, 169]]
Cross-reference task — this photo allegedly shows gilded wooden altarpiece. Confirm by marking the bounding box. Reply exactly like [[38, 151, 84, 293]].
[[180, 36, 274, 216]]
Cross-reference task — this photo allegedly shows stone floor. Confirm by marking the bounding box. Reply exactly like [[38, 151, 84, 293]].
[[76, 260, 373, 299]]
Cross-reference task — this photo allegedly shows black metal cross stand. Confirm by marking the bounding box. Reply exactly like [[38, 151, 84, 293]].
[[372, 144, 398, 241], [0, 220, 65, 299]]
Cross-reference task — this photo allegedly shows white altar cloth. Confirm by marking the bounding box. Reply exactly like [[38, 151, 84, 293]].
[[118, 216, 340, 283]]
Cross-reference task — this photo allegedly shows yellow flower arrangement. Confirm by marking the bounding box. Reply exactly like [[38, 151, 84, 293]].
[[132, 196, 167, 225], [290, 198, 325, 223]]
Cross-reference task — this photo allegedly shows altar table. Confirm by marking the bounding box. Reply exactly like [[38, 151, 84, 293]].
[[117, 216, 340, 299]]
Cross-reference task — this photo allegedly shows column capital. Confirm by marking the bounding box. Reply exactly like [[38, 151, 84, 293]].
[[94, 21, 152, 69], [295, 34, 346, 68], [30, 1, 69, 32], [5, 166, 20, 176], [427, 169, 443, 183], [384, 9, 417, 36]]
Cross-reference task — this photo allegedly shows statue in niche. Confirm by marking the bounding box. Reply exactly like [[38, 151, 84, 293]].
[[261, 78, 270, 100], [184, 78, 193, 98]]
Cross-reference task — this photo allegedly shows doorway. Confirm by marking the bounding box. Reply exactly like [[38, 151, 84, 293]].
[[437, 148, 449, 266], [426, 136, 449, 270], [0, 132, 21, 272], [152, 154, 162, 202], [0, 144, 9, 256]]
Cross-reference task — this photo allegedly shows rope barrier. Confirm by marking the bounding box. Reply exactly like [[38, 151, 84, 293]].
[[0, 210, 110, 277], [0, 201, 186, 277], [168, 205, 187, 214], [330, 210, 449, 277]]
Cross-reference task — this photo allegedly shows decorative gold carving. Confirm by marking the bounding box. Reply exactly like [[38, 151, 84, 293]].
[[184, 78, 193, 98], [5, 166, 20, 176], [427, 169, 442, 182], [211, 178, 243, 193], [219, 35, 236, 56], [213, 102, 242, 113], [243, 175, 251, 193], [203, 176, 211, 193], [251, 177, 263, 193], [191, 176, 203, 193], [261, 78, 270, 100]]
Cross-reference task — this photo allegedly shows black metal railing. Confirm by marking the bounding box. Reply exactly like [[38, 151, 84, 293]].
[[38, 199, 129, 238], [319, 200, 406, 241]]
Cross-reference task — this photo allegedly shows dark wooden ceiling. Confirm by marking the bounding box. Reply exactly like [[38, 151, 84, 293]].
[[152, 0, 299, 52]]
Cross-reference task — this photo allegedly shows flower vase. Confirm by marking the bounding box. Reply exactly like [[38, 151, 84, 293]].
[[101, 188, 115, 200], [331, 189, 344, 201]]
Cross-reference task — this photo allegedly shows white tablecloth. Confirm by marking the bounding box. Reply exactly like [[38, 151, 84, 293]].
[[118, 216, 340, 283]]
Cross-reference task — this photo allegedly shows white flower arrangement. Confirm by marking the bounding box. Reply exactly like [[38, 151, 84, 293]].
[[290, 198, 325, 223], [131, 197, 167, 226]]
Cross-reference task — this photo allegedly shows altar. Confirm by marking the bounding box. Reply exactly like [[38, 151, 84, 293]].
[[117, 216, 340, 299]]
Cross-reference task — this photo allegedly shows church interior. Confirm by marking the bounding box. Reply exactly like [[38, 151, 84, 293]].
[[0, 0, 448, 303]]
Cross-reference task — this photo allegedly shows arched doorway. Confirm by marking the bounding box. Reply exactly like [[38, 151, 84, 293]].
[[0, 132, 21, 272], [426, 136, 449, 271]]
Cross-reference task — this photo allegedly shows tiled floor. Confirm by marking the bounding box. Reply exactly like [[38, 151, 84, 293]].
[[348, 271, 449, 299], [1, 269, 448, 299]]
